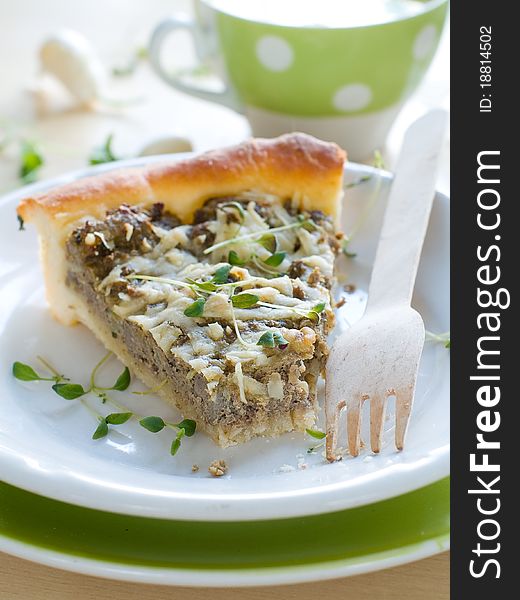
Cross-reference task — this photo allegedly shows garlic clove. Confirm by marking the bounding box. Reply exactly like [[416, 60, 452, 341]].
[[39, 30, 107, 106], [139, 136, 193, 156]]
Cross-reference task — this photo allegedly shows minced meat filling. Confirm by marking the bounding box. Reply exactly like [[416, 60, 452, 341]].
[[65, 192, 342, 428]]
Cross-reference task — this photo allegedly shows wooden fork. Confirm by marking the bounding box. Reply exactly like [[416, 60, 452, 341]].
[[326, 110, 448, 461]]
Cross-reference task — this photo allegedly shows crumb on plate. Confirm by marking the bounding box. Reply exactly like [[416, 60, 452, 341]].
[[208, 459, 228, 477], [278, 464, 296, 473]]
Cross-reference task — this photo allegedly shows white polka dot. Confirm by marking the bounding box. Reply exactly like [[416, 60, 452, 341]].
[[333, 84, 372, 112], [256, 35, 294, 72], [413, 25, 437, 60]]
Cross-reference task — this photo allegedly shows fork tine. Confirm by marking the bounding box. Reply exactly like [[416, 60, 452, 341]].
[[395, 387, 414, 450], [370, 394, 387, 453], [347, 395, 366, 457], [326, 400, 345, 462]]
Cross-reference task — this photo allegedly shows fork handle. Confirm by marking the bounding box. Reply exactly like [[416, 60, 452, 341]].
[[366, 110, 447, 311]]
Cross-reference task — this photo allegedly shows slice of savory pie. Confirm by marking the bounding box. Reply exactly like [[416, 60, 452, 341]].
[[18, 133, 346, 446]]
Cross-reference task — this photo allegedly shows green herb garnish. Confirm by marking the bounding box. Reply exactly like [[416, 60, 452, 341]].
[[228, 250, 247, 266], [171, 431, 183, 456], [190, 280, 218, 292], [184, 297, 206, 317], [264, 251, 286, 267], [139, 415, 195, 455], [12, 354, 197, 457], [306, 428, 326, 453], [132, 380, 167, 396], [425, 331, 450, 349], [105, 412, 133, 424], [12, 362, 51, 382], [212, 264, 232, 284], [20, 140, 44, 184], [256, 330, 288, 349], [304, 303, 327, 323], [89, 134, 119, 165], [204, 220, 313, 255], [373, 149, 385, 170], [139, 415, 166, 433], [342, 237, 357, 258], [231, 293, 259, 309], [175, 418, 196, 437], [258, 234, 277, 254], [298, 217, 317, 232], [112, 46, 148, 77], [345, 175, 371, 189], [92, 418, 109, 440], [52, 383, 87, 400], [17, 215, 25, 231], [111, 367, 131, 391], [307, 442, 326, 454], [306, 428, 326, 440], [220, 201, 245, 222]]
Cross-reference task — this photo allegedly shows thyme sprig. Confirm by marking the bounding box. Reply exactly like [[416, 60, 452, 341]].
[[203, 219, 315, 255], [425, 330, 451, 349], [89, 134, 120, 165], [12, 353, 196, 456], [129, 267, 327, 349], [345, 175, 371, 189], [306, 428, 326, 454], [342, 235, 357, 258], [19, 140, 44, 184]]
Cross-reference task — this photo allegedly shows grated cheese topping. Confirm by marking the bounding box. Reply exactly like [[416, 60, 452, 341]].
[[97, 194, 337, 402]]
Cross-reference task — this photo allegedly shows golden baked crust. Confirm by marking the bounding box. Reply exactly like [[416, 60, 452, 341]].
[[18, 132, 346, 230]]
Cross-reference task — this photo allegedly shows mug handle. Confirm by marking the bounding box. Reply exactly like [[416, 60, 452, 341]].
[[149, 15, 242, 112]]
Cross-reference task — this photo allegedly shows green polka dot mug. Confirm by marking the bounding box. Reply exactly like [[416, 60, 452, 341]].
[[149, 0, 448, 159]]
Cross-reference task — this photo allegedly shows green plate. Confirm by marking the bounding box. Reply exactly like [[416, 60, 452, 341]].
[[0, 478, 449, 586]]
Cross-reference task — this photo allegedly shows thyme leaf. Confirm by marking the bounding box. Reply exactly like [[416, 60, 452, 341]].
[[297, 215, 317, 232], [92, 418, 109, 440], [111, 367, 131, 391], [20, 140, 44, 184], [139, 416, 166, 433], [264, 251, 286, 267], [305, 304, 326, 323], [228, 250, 247, 266], [306, 428, 326, 440], [52, 383, 87, 400], [89, 134, 119, 165], [212, 264, 232, 284], [184, 297, 206, 317], [105, 412, 133, 424], [204, 221, 308, 255], [231, 293, 259, 309], [256, 330, 288, 348], [171, 428, 185, 456], [175, 418, 196, 437], [12, 362, 48, 382], [257, 234, 277, 253]]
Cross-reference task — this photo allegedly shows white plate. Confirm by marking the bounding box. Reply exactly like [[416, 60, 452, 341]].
[[0, 156, 450, 521]]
